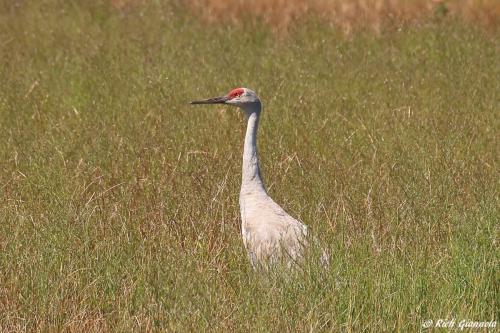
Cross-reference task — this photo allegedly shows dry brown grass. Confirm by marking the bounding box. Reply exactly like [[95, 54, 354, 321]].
[[112, 0, 500, 34]]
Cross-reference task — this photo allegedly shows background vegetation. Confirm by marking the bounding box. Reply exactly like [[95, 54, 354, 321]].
[[0, 0, 498, 331]]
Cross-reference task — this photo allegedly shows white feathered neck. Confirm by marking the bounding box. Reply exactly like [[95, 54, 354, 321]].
[[240, 102, 266, 195]]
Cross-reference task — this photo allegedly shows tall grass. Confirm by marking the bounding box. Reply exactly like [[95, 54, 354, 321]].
[[0, 0, 498, 331]]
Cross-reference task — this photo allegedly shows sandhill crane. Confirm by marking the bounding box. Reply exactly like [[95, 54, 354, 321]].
[[191, 88, 326, 269]]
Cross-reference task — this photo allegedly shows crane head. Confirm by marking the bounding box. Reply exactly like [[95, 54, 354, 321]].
[[190, 88, 260, 109]]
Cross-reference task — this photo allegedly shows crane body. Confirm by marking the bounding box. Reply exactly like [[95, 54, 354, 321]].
[[191, 88, 322, 269]]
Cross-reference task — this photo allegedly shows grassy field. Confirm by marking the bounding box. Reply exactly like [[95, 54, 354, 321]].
[[0, 1, 499, 332]]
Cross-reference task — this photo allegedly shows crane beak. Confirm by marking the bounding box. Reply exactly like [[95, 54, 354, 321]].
[[190, 96, 228, 105]]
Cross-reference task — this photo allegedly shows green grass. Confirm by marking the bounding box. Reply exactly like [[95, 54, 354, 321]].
[[0, 1, 498, 332]]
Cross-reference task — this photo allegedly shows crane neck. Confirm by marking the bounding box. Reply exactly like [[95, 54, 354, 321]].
[[241, 102, 266, 194]]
